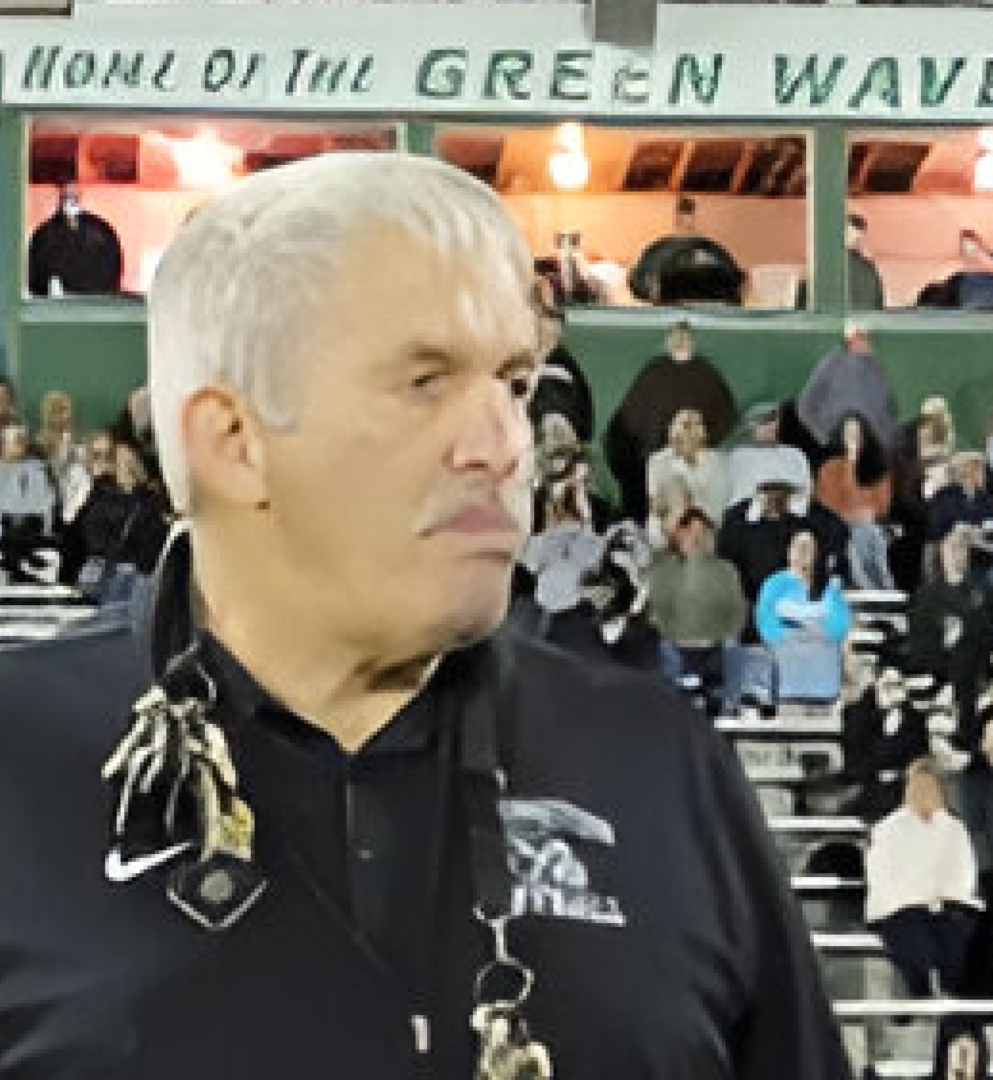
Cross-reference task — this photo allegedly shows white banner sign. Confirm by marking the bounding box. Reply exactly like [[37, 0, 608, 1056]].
[[3, 4, 993, 120]]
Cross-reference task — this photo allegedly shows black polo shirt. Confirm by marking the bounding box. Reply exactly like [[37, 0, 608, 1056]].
[[0, 618, 851, 1079]]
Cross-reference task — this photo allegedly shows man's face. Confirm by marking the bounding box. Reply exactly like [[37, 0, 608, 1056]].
[[256, 226, 538, 659], [675, 516, 712, 559], [88, 434, 115, 479], [667, 327, 693, 363], [44, 395, 71, 431], [753, 415, 779, 446], [1, 425, 28, 462], [759, 484, 790, 518]]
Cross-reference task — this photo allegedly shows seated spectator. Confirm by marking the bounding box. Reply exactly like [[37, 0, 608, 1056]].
[[908, 520, 993, 721], [917, 229, 993, 311], [60, 434, 169, 593], [842, 665, 929, 823], [890, 396, 956, 592], [718, 481, 848, 632], [577, 520, 658, 670], [521, 445, 603, 619], [926, 450, 993, 578], [0, 377, 18, 431], [815, 415, 895, 590], [646, 473, 692, 552], [0, 422, 58, 583], [628, 196, 746, 307], [866, 759, 981, 997], [110, 384, 161, 489], [528, 343, 594, 449], [36, 389, 75, 467], [727, 402, 811, 514], [646, 408, 727, 528], [604, 320, 736, 522], [647, 507, 747, 697], [755, 530, 850, 700]]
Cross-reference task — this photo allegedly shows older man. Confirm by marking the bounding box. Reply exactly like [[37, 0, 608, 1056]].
[[0, 154, 848, 1079]]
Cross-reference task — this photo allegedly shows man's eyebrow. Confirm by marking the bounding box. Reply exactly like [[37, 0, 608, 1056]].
[[498, 351, 541, 375]]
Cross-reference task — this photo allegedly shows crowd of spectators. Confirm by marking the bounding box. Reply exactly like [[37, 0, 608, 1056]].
[[0, 379, 169, 596], [513, 310, 993, 1020], [10, 298, 993, 1018]]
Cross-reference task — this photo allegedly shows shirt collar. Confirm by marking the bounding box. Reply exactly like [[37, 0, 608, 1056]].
[[199, 628, 447, 760]]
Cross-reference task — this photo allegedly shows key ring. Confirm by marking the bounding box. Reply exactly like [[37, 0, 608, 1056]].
[[473, 910, 534, 1010]]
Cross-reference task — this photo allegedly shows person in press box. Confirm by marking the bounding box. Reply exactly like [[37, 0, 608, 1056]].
[[0, 153, 849, 1079]]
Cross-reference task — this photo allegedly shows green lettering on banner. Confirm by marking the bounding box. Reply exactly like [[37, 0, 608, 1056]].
[[484, 50, 533, 100], [416, 48, 466, 98], [285, 48, 310, 95], [667, 54, 723, 106], [848, 56, 900, 109], [309, 56, 348, 94], [204, 48, 236, 92], [352, 54, 374, 93], [550, 49, 591, 101], [22, 44, 61, 91], [65, 50, 96, 90], [239, 52, 264, 92], [613, 59, 650, 105], [920, 57, 966, 107], [775, 54, 846, 106], [100, 50, 143, 90], [977, 58, 993, 106], [152, 50, 179, 92]]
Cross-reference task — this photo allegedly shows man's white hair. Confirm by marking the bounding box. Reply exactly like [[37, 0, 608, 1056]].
[[149, 152, 534, 513]]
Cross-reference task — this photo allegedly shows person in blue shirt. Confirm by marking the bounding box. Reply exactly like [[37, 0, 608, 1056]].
[[756, 529, 851, 700]]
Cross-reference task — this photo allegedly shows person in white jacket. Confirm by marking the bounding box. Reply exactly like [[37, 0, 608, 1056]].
[[866, 758, 982, 996]]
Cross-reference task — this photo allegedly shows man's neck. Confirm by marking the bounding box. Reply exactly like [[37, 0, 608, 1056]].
[[207, 606, 441, 752], [190, 540, 440, 752]]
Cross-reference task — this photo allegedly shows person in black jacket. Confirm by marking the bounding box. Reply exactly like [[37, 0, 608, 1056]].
[[0, 153, 849, 1080]]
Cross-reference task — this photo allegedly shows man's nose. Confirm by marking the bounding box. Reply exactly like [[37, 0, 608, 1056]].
[[450, 378, 532, 478]]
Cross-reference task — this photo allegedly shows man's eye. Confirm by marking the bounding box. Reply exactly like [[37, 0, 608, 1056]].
[[411, 371, 448, 391], [508, 373, 536, 401]]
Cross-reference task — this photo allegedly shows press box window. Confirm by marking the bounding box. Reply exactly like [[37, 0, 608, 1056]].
[[846, 127, 993, 311], [437, 123, 810, 312], [25, 116, 398, 300]]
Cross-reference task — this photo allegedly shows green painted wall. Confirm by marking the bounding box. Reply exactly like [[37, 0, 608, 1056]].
[[16, 304, 146, 430]]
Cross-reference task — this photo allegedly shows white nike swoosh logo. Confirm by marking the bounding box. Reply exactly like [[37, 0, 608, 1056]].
[[104, 841, 193, 883]]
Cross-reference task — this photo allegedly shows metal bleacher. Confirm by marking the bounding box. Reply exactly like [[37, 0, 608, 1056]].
[[720, 589, 993, 1078]]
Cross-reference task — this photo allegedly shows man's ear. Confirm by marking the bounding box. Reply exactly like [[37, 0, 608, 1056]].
[[182, 387, 269, 509]]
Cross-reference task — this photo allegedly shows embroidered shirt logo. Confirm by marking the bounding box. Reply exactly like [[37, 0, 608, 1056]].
[[498, 797, 626, 927]]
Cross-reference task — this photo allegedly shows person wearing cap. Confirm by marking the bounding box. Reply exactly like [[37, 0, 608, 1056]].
[[717, 476, 849, 640], [727, 401, 811, 515], [0, 153, 848, 1079]]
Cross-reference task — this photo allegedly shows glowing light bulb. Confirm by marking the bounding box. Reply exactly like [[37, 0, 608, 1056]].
[[549, 149, 590, 191]]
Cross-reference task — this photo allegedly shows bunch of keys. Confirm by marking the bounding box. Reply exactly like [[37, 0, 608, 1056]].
[[471, 913, 553, 1080], [103, 664, 267, 931]]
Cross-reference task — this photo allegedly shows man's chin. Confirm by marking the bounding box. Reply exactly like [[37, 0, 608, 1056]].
[[432, 589, 512, 652]]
